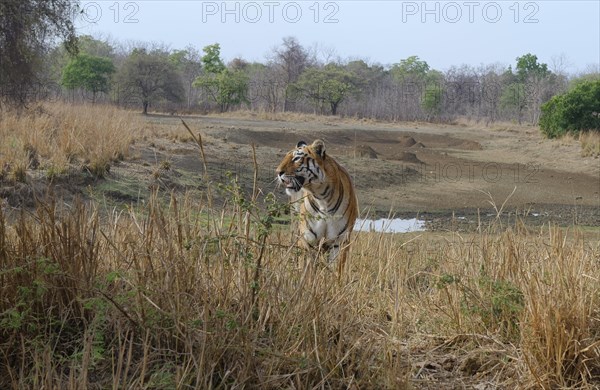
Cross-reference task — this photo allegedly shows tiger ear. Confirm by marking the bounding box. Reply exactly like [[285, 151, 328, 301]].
[[312, 139, 325, 157], [296, 141, 307, 148]]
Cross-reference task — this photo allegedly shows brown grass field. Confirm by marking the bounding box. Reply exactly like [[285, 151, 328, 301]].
[[0, 103, 599, 389]]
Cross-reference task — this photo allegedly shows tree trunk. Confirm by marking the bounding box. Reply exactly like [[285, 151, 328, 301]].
[[143, 101, 149, 114], [331, 101, 338, 115], [187, 80, 193, 109]]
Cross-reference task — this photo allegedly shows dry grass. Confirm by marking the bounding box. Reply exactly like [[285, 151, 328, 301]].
[[451, 116, 535, 132], [579, 132, 600, 157], [200, 108, 383, 126], [0, 185, 598, 388], [0, 105, 599, 388], [0, 102, 143, 180], [549, 131, 600, 158], [212, 109, 343, 124]]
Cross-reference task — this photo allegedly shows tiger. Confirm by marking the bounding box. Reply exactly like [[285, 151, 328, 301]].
[[276, 139, 359, 270]]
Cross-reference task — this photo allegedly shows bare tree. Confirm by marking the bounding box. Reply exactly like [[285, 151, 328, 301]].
[[550, 53, 571, 77], [310, 42, 340, 65], [170, 45, 202, 110], [271, 37, 312, 112], [248, 63, 286, 112], [477, 63, 505, 124]]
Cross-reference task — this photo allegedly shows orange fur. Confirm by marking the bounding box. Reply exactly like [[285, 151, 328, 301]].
[[276, 139, 358, 270]]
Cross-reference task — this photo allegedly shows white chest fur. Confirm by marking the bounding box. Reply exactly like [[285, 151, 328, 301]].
[[302, 196, 348, 245]]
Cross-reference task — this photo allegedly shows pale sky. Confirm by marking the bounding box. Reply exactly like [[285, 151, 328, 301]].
[[75, 0, 600, 73]]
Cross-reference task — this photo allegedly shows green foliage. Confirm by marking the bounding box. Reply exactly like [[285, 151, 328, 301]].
[[539, 79, 600, 138], [200, 43, 226, 74], [169, 48, 202, 77], [194, 69, 249, 112], [216, 172, 285, 240], [47, 35, 116, 89], [61, 54, 115, 101], [468, 277, 524, 340], [422, 86, 443, 117], [421, 70, 444, 118], [117, 48, 184, 114], [294, 64, 359, 115], [0, 257, 60, 332], [390, 55, 431, 82], [390, 56, 444, 118], [77, 35, 115, 58], [515, 53, 549, 82], [345, 60, 385, 88], [193, 43, 248, 112], [498, 53, 553, 124]]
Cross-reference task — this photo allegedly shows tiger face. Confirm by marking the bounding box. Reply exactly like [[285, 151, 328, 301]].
[[276, 140, 326, 196], [276, 139, 359, 270]]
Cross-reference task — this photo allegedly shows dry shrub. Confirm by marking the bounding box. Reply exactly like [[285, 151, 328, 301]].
[[0, 186, 598, 388], [579, 131, 600, 157]]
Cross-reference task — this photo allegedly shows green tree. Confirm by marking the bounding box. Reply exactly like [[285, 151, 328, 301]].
[[345, 60, 386, 91], [502, 55, 554, 124], [77, 35, 114, 58], [61, 54, 115, 102], [200, 43, 225, 74], [515, 53, 549, 82], [194, 69, 249, 112], [390, 55, 430, 82], [294, 64, 359, 115], [117, 48, 184, 114], [46, 35, 115, 89], [193, 44, 249, 112], [390, 56, 443, 119], [421, 69, 444, 119], [0, 0, 78, 106], [539, 79, 600, 138]]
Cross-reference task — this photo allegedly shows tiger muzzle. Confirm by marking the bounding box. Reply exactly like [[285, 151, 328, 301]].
[[278, 173, 304, 191]]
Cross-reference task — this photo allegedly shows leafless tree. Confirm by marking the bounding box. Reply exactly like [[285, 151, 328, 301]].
[[550, 53, 571, 77], [248, 64, 286, 112], [271, 37, 313, 112], [176, 46, 203, 110]]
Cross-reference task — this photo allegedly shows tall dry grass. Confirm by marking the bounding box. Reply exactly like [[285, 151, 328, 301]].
[[0, 104, 599, 388], [579, 131, 600, 157], [0, 184, 598, 388], [0, 102, 142, 180]]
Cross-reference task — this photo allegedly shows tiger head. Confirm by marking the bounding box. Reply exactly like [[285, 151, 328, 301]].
[[276, 139, 327, 196]]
